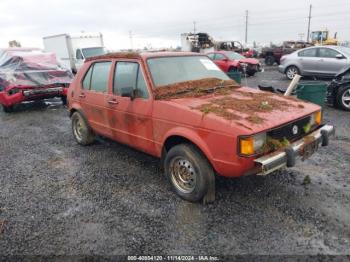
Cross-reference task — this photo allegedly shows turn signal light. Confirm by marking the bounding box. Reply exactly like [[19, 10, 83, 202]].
[[315, 111, 322, 125], [240, 137, 254, 155]]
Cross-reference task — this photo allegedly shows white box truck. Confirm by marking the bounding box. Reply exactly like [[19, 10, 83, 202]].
[[43, 32, 106, 73]]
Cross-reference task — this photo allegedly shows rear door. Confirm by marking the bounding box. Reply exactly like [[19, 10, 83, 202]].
[[105, 60, 155, 154], [297, 48, 319, 74], [78, 61, 112, 137], [213, 53, 229, 72], [317, 47, 348, 76]]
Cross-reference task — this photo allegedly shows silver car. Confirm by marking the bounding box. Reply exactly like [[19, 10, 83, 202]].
[[278, 45, 350, 80]]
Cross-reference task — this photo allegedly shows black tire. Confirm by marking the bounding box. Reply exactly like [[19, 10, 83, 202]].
[[285, 65, 300, 80], [164, 144, 214, 202], [265, 56, 275, 66], [335, 85, 350, 111], [71, 111, 95, 145], [2, 105, 14, 113], [247, 71, 256, 77], [228, 67, 238, 73], [61, 96, 67, 105]]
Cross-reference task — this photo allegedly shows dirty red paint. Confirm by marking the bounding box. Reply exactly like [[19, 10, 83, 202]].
[[68, 52, 321, 178]]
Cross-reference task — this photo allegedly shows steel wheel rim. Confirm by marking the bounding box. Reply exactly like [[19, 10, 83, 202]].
[[73, 117, 84, 141], [342, 89, 350, 108], [170, 157, 197, 194], [287, 67, 297, 79]]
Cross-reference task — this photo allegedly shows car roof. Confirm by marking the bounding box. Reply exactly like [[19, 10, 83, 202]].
[[85, 51, 204, 62]]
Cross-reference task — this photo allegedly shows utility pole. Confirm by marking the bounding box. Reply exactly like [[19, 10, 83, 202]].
[[307, 4, 312, 42], [245, 10, 248, 44], [193, 21, 197, 34], [129, 30, 133, 50]]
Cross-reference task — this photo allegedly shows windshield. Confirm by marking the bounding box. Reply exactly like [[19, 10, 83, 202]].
[[147, 56, 230, 87], [82, 47, 107, 58], [225, 52, 245, 60]]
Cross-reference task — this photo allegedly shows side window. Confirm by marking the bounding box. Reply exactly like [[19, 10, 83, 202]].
[[114, 62, 149, 99], [319, 48, 340, 58], [298, 48, 317, 57], [214, 54, 226, 60], [90, 62, 111, 92], [82, 65, 93, 89], [76, 49, 84, 60], [207, 53, 215, 60]]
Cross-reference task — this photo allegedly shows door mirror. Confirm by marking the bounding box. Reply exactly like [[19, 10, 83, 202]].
[[336, 54, 345, 59], [120, 86, 135, 100]]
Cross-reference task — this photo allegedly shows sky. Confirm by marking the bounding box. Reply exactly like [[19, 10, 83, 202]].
[[0, 0, 349, 50]]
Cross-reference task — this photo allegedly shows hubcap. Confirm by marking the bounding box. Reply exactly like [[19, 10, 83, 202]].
[[287, 67, 298, 79], [170, 157, 197, 194], [342, 89, 350, 108], [73, 117, 84, 141]]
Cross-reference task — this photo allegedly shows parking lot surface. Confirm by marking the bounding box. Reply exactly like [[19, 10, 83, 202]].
[[0, 68, 349, 255]]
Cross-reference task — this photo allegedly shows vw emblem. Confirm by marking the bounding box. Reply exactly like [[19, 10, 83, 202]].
[[292, 125, 299, 135]]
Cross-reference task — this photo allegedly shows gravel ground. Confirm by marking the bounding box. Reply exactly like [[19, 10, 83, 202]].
[[0, 68, 349, 256]]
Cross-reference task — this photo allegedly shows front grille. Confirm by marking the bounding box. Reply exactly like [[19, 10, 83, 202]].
[[267, 116, 311, 142]]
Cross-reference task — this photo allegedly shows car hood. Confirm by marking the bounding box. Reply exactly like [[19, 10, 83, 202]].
[[238, 58, 260, 65], [166, 86, 320, 134]]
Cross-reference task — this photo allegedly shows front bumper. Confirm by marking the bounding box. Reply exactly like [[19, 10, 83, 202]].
[[278, 65, 286, 74], [254, 125, 335, 176]]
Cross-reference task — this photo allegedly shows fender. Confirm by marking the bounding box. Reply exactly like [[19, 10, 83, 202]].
[[161, 126, 214, 164]]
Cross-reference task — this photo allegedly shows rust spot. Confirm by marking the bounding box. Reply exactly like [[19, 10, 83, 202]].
[[86, 52, 141, 62], [154, 78, 240, 100], [197, 104, 241, 121], [245, 115, 265, 124]]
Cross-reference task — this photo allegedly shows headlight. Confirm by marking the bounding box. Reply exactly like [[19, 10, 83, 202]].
[[239, 133, 266, 156]]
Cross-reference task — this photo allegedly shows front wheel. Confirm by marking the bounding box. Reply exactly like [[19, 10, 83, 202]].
[[71, 112, 95, 145], [164, 144, 215, 203], [285, 66, 300, 80], [265, 56, 275, 66], [336, 86, 350, 111]]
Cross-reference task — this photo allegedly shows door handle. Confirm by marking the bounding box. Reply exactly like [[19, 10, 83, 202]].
[[108, 100, 119, 105]]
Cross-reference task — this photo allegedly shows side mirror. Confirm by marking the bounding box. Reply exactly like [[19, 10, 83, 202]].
[[121, 86, 135, 100], [336, 54, 345, 59]]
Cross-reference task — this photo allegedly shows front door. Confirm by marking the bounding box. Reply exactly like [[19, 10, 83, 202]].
[[317, 48, 348, 76], [105, 60, 155, 155], [78, 61, 112, 137]]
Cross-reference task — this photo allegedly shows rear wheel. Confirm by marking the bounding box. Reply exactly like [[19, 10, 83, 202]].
[[265, 56, 275, 66], [285, 65, 300, 80], [164, 144, 214, 203], [336, 85, 350, 111], [61, 96, 67, 105], [2, 105, 14, 113], [71, 111, 95, 145]]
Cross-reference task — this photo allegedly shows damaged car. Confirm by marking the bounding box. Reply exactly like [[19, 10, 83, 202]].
[[207, 51, 261, 76], [0, 48, 73, 112], [327, 65, 350, 111], [68, 52, 334, 203]]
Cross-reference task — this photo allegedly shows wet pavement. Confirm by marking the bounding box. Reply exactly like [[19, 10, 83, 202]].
[[0, 68, 349, 256]]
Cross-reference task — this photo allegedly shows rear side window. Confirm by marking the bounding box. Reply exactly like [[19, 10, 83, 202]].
[[298, 48, 317, 57], [82, 62, 111, 92], [214, 54, 226, 60], [114, 62, 149, 99], [207, 53, 215, 60]]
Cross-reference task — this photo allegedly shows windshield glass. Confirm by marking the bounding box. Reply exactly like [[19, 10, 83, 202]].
[[225, 52, 245, 60], [82, 47, 107, 58], [147, 56, 229, 87]]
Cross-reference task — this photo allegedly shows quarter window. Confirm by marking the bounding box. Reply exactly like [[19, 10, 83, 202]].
[[82, 66, 93, 89], [114, 62, 149, 99], [298, 48, 317, 57]]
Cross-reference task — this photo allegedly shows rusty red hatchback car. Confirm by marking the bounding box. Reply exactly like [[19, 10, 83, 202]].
[[67, 52, 334, 203]]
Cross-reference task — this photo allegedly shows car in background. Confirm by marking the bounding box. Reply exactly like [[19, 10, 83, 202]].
[[0, 48, 73, 112], [278, 45, 350, 80], [327, 65, 350, 111], [207, 51, 261, 76], [68, 51, 334, 203]]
